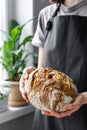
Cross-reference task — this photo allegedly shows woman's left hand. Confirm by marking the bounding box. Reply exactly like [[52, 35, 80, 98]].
[[41, 93, 84, 118]]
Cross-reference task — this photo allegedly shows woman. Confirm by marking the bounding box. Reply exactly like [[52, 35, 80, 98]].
[[20, 0, 87, 130]]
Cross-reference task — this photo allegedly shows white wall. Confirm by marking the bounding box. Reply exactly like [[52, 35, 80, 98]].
[[8, 0, 49, 36], [8, 0, 34, 66], [8, 0, 33, 34], [7, 0, 49, 66]]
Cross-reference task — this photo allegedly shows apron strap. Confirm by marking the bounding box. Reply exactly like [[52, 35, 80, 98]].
[[46, 1, 62, 31]]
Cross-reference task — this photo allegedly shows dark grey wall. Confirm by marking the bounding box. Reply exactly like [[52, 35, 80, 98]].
[[0, 112, 34, 130], [33, 0, 49, 32]]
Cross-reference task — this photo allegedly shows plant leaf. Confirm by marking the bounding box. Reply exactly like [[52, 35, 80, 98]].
[[22, 35, 33, 45], [0, 47, 2, 51]]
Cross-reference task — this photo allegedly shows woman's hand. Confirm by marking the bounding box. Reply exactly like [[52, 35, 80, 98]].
[[41, 93, 85, 118], [19, 66, 36, 102]]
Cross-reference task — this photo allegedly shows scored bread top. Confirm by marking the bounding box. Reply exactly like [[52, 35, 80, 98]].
[[25, 67, 77, 111]]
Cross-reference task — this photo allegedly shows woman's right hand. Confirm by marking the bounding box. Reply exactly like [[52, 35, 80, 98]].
[[19, 66, 36, 102]]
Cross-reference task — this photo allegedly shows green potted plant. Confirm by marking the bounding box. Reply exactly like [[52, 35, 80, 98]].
[[0, 19, 38, 107]]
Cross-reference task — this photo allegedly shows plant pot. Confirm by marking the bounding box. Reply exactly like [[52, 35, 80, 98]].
[[3, 80, 28, 107]]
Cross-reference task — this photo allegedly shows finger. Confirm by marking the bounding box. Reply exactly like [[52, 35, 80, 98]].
[[47, 109, 62, 118], [20, 79, 25, 88], [23, 73, 29, 79], [19, 85, 25, 92], [19, 75, 27, 91], [48, 109, 72, 118], [58, 110, 73, 117], [42, 109, 74, 118], [41, 110, 52, 116], [23, 67, 36, 74], [48, 109, 62, 117], [62, 106, 80, 116], [21, 91, 29, 102], [22, 67, 36, 80], [19, 78, 25, 91], [63, 104, 75, 111], [20, 76, 25, 86], [21, 72, 29, 80]]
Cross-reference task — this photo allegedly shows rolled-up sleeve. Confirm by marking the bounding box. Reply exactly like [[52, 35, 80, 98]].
[[31, 10, 46, 47]]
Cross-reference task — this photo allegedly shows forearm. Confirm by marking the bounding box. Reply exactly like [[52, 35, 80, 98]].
[[82, 92, 87, 105], [38, 47, 44, 68]]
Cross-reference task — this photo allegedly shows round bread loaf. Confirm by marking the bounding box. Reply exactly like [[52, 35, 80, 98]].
[[25, 67, 77, 112]]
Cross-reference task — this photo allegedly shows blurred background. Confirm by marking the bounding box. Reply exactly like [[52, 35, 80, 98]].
[[0, 0, 49, 79], [0, 0, 49, 130]]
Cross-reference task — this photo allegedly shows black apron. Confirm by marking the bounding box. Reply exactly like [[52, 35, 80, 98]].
[[32, 14, 87, 130]]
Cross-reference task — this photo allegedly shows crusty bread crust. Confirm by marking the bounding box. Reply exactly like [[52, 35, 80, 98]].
[[25, 67, 77, 112]]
